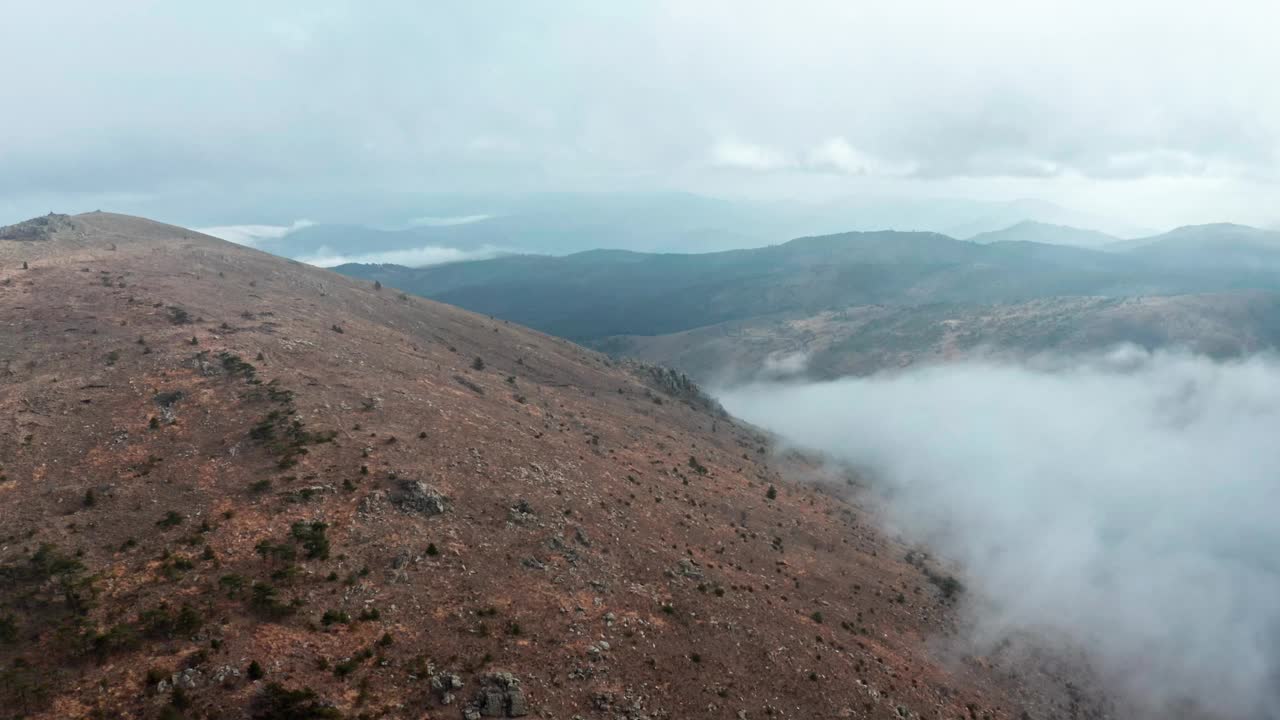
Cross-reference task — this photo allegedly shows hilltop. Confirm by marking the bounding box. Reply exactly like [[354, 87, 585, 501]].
[[0, 213, 1094, 719], [967, 221, 1119, 249]]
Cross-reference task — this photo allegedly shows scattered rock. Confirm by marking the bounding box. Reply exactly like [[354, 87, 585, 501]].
[[157, 667, 203, 693], [210, 665, 240, 685], [674, 558, 704, 579], [508, 499, 536, 524], [430, 670, 464, 704], [357, 490, 386, 516]]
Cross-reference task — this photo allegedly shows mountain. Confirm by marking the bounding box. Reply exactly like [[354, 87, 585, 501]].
[[334, 228, 1256, 341], [0, 213, 1086, 718], [329, 223, 1280, 386], [968, 220, 1120, 249], [1121, 223, 1280, 270]]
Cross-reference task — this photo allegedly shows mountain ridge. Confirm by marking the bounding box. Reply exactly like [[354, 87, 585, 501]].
[[1, 212, 1087, 719], [336, 223, 1280, 342]]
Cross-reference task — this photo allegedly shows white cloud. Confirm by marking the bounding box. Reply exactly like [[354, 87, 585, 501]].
[[296, 244, 503, 268], [198, 219, 314, 246], [406, 214, 492, 227], [709, 138, 791, 171], [720, 348, 1280, 718], [712, 136, 916, 177], [760, 350, 809, 378], [806, 137, 916, 176]]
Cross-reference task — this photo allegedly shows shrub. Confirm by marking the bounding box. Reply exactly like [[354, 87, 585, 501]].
[[291, 521, 330, 560], [766, 485, 778, 500], [471, 356, 485, 371], [320, 610, 350, 626], [141, 603, 203, 639], [88, 623, 140, 661], [249, 582, 296, 620], [219, 574, 247, 596], [219, 352, 258, 381], [255, 541, 296, 563], [0, 614, 16, 644], [157, 511, 183, 529], [167, 306, 191, 325], [171, 686, 192, 709], [248, 660, 265, 680]]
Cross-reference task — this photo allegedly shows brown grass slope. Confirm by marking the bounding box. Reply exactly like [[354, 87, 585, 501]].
[[0, 213, 1077, 719]]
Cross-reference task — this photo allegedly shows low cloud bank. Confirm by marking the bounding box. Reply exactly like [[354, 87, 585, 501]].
[[297, 245, 503, 268], [406, 214, 492, 227], [719, 346, 1280, 718], [197, 220, 314, 245]]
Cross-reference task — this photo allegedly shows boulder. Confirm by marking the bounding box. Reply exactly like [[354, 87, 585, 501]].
[[390, 480, 449, 515]]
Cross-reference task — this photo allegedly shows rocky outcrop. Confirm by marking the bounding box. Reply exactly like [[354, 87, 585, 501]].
[[623, 360, 727, 417], [465, 672, 528, 718], [0, 213, 74, 241], [390, 479, 449, 515]]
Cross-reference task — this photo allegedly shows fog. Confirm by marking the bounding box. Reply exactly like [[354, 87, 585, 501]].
[[719, 347, 1280, 718], [293, 245, 504, 269]]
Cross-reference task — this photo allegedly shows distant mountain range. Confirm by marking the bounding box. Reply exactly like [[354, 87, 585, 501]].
[[334, 222, 1280, 338], [327, 221, 1280, 381], [209, 191, 1155, 263]]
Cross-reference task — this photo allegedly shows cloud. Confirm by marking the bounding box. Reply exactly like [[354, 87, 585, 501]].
[[198, 220, 314, 246], [2, 2, 1279, 226], [710, 138, 791, 171], [760, 350, 810, 378], [711, 136, 915, 177], [295, 245, 503, 268], [405, 214, 492, 227], [719, 347, 1280, 718], [806, 137, 916, 177]]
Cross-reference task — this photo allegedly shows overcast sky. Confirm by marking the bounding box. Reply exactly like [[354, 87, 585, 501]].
[[2, 0, 1277, 228]]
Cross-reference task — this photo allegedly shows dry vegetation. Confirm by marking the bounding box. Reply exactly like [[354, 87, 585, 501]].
[[0, 213, 1098, 719]]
